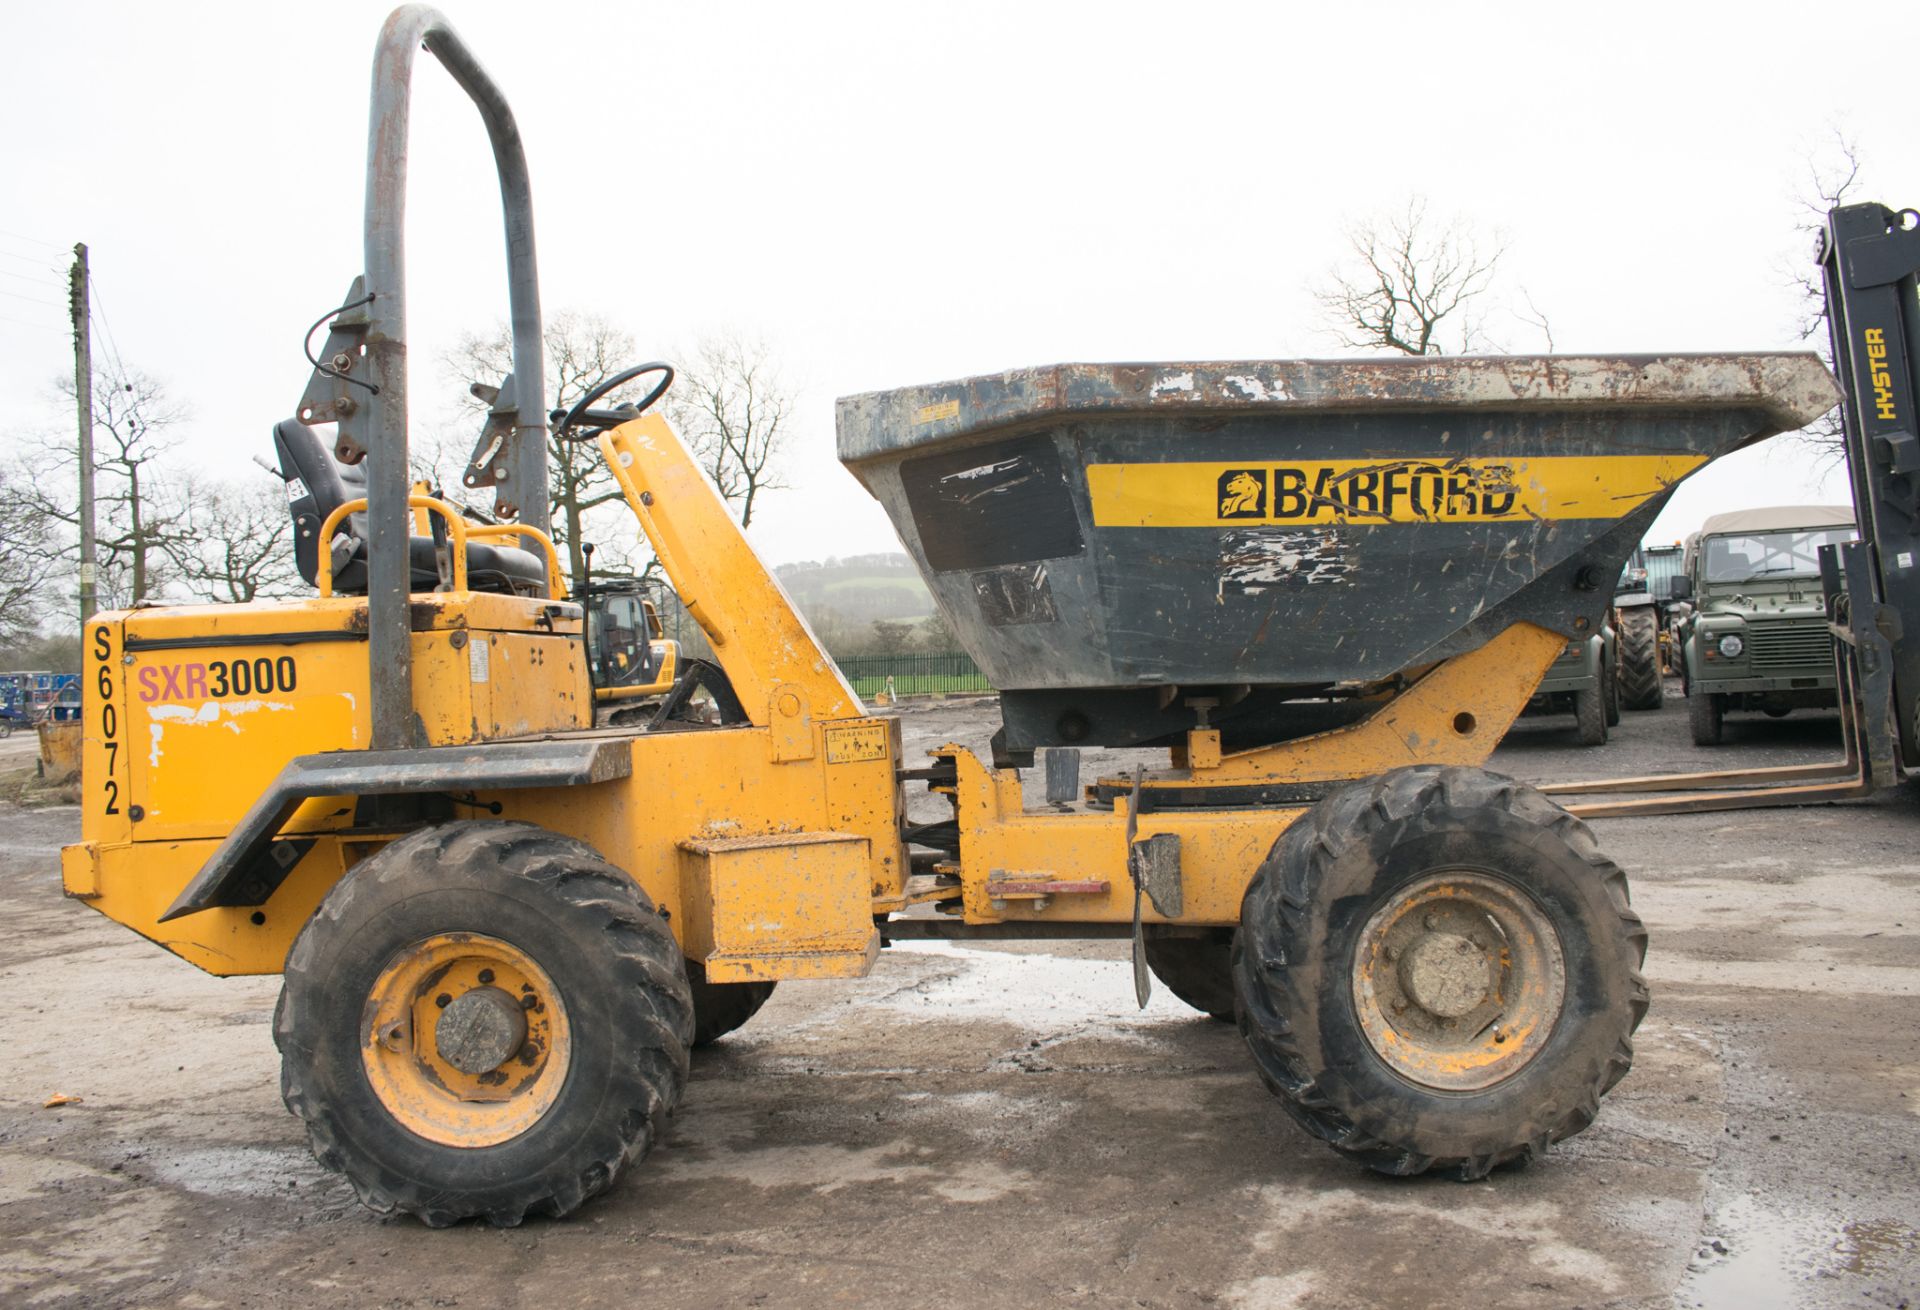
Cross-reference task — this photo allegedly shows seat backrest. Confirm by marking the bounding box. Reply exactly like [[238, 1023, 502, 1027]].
[[273, 419, 364, 588], [269, 418, 548, 600]]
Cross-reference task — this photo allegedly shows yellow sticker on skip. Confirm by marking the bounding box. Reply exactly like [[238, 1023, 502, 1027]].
[[1085, 455, 1706, 527]]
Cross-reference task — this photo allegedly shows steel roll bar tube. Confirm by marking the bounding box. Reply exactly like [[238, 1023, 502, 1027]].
[[361, 5, 547, 749]]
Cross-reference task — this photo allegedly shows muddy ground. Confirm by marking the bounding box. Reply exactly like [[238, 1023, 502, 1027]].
[[2, 686, 1916, 1309]]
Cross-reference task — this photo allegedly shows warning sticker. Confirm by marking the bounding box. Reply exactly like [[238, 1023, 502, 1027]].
[[825, 721, 890, 764]]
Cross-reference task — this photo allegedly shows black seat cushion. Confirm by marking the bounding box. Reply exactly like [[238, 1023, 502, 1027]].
[[272, 419, 549, 599]]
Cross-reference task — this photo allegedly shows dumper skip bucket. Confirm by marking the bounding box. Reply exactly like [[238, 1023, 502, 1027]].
[[837, 354, 1837, 751]]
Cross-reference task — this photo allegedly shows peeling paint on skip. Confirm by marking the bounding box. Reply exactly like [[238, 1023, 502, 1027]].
[[1150, 370, 1196, 398], [1221, 373, 1292, 402], [1217, 529, 1353, 600]]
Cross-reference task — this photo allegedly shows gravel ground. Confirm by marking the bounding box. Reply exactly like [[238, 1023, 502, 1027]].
[[1, 682, 1915, 1309]]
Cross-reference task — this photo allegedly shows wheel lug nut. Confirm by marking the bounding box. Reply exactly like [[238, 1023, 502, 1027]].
[[478, 969, 495, 985], [435, 993, 451, 1008], [1423, 913, 1440, 930], [1383, 945, 1398, 962], [521, 993, 538, 1010]]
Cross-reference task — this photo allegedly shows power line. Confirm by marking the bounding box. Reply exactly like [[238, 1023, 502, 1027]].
[[0, 226, 64, 251], [0, 314, 58, 331], [87, 271, 132, 385], [0, 267, 64, 289], [0, 287, 62, 307], [0, 247, 64, 273]]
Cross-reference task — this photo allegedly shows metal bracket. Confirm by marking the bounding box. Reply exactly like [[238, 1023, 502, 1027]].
[[1130, 832, 1184, 918], [296, 277, 375, 463], [461, 374, 522, 492]]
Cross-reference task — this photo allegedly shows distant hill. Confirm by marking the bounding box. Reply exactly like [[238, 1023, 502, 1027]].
[[775, 553, 933, 624]]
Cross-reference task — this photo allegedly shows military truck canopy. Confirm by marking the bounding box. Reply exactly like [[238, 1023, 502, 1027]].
[[1685, 505, 1857, 582], [1697, 505, 1854, 536]]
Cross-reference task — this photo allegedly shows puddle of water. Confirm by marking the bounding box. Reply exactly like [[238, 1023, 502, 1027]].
[[1678, 1192, 1920, 1309]]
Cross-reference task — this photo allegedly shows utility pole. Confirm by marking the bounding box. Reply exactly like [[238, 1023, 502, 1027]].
[[68, 243, 98, 623]]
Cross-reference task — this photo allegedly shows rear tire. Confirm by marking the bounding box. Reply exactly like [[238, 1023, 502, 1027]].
[[1143, 927, 1237, 1022], [1689, 689, 1724, 745], [1617, 609, 1664, 711], [1234, 766, 1648, 1180], [1574, 681, 1608, 746], [276, 820, 694, 1227], [686, 958, 776, 1046]]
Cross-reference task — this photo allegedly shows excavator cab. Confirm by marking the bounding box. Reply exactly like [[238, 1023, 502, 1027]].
[[580, 576, 678, 707]]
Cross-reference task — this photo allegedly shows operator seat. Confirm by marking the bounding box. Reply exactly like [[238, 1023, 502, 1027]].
[[271, 419, 550, 599]]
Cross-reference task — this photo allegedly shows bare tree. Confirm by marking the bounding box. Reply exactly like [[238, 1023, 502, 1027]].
[[447, 311, 653, 593], [665, 333, 794, 528], [172, 474, 303, 603], [1315, 199, 1509, 356], [447, 318, 801, 593], [27, 368, 190, 608], [0, 470, 53, 645], [1786, 132, 1865, 460]]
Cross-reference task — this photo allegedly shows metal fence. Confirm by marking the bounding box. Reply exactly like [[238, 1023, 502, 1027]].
[[834, 651, 991, 697]]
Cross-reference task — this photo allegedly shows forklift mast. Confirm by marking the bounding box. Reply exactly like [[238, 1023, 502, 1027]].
[[1817, 203, 1920, 769]]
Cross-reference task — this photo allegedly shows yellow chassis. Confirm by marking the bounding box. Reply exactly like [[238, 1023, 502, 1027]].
[[62, 412, 1563, 983]]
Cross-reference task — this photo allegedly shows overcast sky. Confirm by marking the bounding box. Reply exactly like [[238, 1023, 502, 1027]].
[[3, 1, 1914, 568]]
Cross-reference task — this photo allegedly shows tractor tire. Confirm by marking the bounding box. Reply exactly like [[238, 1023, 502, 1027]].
[[1234, 765, 1648, 1181], [1617, 609, 1664, 711], [1688, 690, 1724, 745], [276, 820, 694, 1227], [1603, 661, 1621, 727], [1143, 926, 1237, 1022], [1573, 681, 1608, 746], [686, 958, 776, 1046]]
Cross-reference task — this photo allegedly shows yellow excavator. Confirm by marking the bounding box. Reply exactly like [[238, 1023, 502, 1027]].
[[61, 6, 1837, 1226]]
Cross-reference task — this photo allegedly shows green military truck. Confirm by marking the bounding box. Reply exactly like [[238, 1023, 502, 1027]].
[[1527, 625, 1619, 745], [1672, 506, 1856, 744]]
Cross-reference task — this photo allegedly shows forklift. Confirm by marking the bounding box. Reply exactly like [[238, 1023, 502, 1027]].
[[62, 6, 1837, 1225]]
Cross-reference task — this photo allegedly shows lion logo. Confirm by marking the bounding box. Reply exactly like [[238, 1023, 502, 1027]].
[[1217, 469, 1266, 518]]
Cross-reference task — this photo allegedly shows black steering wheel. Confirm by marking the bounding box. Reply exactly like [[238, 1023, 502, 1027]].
[[551, 362, 676, 439]]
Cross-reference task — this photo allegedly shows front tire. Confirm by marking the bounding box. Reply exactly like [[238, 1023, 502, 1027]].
[[1234, 766, 1648, 1180], [276, 821, 694, 1226], [1689, 689, 1724, 745], [1573, 681, 1608, 746]]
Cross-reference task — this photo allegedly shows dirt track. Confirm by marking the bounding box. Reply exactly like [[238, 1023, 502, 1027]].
[[2, 687, 1916, 1309]]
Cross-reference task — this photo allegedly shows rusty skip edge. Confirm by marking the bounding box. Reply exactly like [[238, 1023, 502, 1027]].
[[834, 353, 1841, 464]]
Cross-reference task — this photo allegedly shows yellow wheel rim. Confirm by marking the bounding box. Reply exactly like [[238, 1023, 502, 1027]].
[[1351, 872, 1565, 1092], [360, 933, 572, 1148]]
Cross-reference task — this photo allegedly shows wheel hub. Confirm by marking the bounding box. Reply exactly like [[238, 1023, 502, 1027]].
[[1352, 872, 1566, 1092], [360, 933, 571, 1148], [1398, 931, 1490, 1018], [436, 985, 529, 1075]]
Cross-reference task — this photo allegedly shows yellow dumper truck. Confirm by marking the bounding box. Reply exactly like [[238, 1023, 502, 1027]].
[[61, 6, 1837, 1225]]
